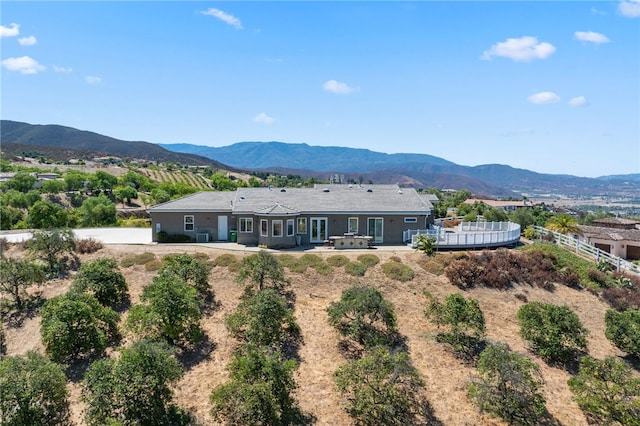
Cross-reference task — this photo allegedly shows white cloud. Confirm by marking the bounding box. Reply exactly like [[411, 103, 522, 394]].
[[323, 79, 357, 94], [201, 8, 242, 29], [252, 112, 275, 124], [574, 31, 610, 44], [569, 96, 587, 107], [18, 35, 37, 46], [618, 0, 640, 17], [86, 76, 102, 85], [591, 7, 607, 15], [527, 91, 561, 105], [1, 56, 45, 74], [481, 36, 556, 62], [0, 23, 19, 37], [53, 65, 72, 73]]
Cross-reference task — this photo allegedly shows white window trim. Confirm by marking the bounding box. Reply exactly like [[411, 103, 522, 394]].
[[287, 219, 295, 237], [297, 217, 307, 234], [348, 217, 359, 234], [184, 215, 194, 232], [240, 217, 253, 233], [404, 217, 418, 223], [272, 220, 283, 237], [260, 219, 268, 237]]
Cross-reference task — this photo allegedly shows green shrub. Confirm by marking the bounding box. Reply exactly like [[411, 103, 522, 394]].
[[326, 254, 349, 267], [357, 254, 380, 267], [0, 352, 71, 425], [425, 292, 486, 361], [144, 259, 163, 271], [568, 356, 640, 425], [121, 252, 155, 268], [300, 253, 323, 267], [605, 309, 640, 357], [345, 261, 367, 277], [312, 262, 333, 276], [213, 253, 237, 267], [327, 286, 398, 348], [517, 302, 589, 364], [276, 254, 297, 268], [157, 232, 191, 243], [40, 292, 120, 362], [381, 261, 414, 282], [71, 258, 128, 307], [117, 217, 151, 228], [469, 342, 546, 425], [192, 252, 210, 262], [519, 242, 601, 289]]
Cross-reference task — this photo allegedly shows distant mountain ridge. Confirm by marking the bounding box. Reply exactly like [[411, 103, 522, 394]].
[[1, 120, 230, 168], [162, 141, 456, 172], [2, 120, 638, 198], [161, 141, 640, 198]]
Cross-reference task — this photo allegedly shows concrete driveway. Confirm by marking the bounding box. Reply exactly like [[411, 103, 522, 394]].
[[0, 228, 152, 244]]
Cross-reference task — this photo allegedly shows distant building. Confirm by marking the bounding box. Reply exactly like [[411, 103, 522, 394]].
[[463, 198, 533, 211], [577, 218, 640, 260]]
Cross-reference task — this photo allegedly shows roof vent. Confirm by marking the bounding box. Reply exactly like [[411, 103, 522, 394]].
[[367, 189, 373, 193], [323, 188, 330, 193], [280, 188, 286, 192]]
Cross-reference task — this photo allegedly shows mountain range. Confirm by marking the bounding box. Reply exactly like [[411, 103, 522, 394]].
[[1, 120, 638, 198], [161, 141, 640, 198]]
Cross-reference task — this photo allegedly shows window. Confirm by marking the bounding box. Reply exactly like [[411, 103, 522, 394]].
[[348, 217, 359, 234], [272, 220, 283, 237], [404, 217, 418, 223], [297, 217, 307, 234], [184, 215, 194, 231], [261, 219, 268, 237], [287, 219, 295, 236], [240, 217, 253, 233]]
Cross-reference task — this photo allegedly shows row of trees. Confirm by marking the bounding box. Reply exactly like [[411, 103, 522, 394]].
[[425, 291, 640, 425], [210, 250, 309, 424], [0, 239, 216, 425], [327, 286, 433, 424]]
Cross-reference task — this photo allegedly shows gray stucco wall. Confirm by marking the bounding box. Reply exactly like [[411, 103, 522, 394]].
[[151, 212, 232, 242]]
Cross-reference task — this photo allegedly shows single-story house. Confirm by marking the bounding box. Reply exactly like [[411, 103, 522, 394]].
[[577, 218, 640, 260], [147, 184, 434, 248]]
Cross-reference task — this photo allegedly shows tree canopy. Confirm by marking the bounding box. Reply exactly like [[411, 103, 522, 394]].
[[40, 292, 120, 362], [517, 302, 588, 364], [568, 356, 640, 425], [71, 257, 129, 307], [327, 286, 398, 348], [0, 351, 71, 425], [126, 271, 203, 345], [335, 346, 426, 426], [0, 257, 45, 309], [82, 339, 187, 426], [236, 250, 290, 296], [468, 342, 546, 425]]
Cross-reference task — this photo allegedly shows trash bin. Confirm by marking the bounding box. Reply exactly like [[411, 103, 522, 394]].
[[229, 230, 237, 242]]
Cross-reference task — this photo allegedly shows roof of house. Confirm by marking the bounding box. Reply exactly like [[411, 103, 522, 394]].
[[578, 225, 640, 242], [592, 217, 640, 227], [148, 184, 433, 215]]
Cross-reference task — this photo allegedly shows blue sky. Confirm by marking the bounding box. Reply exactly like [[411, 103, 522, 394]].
[[2, 1, 639, 178]]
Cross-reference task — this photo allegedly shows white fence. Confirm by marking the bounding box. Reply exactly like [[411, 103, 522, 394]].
[[533, 225, 639, 275], [405, 221, 521, 249]]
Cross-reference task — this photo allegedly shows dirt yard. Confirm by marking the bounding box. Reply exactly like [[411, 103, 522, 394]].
[[2, 243, 629, 425]]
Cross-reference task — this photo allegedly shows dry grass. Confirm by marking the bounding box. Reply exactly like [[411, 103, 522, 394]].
[[2, 244, 634, 426]]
